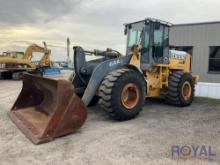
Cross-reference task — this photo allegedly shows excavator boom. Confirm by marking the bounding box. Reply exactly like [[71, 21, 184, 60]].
[[23, 42, 53, 66]]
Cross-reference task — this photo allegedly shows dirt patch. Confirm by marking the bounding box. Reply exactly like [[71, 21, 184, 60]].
[[0, 78, 220, 165]]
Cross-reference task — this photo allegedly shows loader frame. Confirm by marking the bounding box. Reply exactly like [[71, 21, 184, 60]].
[[71, 47, 142, 105]]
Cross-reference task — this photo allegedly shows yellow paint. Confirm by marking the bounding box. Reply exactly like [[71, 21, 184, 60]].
[[193, 75, 199, 84], [129, 45, 141, 66], [145, 70, 161, 97], [145, 65, 169, 97], [129, 52, 140, 65], [168, 54, 191, 72], [128, 50, 199, 98]]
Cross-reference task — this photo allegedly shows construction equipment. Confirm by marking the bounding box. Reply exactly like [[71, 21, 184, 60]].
[[9, 74, 86, 144], [0, 42, 53, 79], [9, 18, 198, 144]]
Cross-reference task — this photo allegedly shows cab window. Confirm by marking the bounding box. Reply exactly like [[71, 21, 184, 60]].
[[128, 29, 141, 47], [154, 25, 163, 46]]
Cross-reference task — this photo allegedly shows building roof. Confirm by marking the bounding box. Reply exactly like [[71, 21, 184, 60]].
[[174, 20, 220, 26]]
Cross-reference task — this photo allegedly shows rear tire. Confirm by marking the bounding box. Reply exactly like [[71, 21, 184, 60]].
[[165, 71, 194, 106], [99, 68, 146, 121]]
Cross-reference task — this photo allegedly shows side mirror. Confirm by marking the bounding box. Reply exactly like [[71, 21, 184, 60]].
[[124, 24, 132, 35], [124, 27, 127, 35], [155, 22, 160, 30]]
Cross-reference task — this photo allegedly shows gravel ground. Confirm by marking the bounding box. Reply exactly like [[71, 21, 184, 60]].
[[0, 72, 220, 165]]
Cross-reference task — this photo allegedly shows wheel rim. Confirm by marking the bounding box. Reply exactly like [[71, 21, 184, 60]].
[[182, 81, 192, 100], [121, 83, 140, 109]]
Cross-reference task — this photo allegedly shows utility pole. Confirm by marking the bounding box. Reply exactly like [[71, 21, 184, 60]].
[[67, 37, 73, 68], [67, 37, 70, 59]]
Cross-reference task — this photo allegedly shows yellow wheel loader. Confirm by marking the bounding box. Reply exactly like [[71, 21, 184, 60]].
[[9, 18, 199, 144], [0, 42, 53, 79]]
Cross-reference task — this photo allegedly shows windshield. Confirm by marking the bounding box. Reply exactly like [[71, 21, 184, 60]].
[[128, 29, 142, 47], [127, 23, 149, 49]]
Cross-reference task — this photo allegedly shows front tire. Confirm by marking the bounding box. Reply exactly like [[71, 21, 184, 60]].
[[99, 68, 146, 121]]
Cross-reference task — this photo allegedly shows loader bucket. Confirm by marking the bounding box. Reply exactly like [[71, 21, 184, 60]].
[[8, 74, 87, 144]]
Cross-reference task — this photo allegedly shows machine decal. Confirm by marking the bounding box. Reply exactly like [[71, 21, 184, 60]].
[[109, 59, 122, 67]]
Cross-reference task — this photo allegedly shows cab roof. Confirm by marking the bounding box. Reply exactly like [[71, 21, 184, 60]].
[[124, 17, 172, 27]]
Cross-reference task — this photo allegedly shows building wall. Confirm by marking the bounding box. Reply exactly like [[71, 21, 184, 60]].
[[170, 23, 220, 83], [195, 82, 220, 99]]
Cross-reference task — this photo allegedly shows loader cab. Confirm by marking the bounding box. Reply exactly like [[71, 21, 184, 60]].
[[124, 18, 172, 70]]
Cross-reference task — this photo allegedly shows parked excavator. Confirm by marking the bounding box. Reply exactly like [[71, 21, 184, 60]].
[[0, 42, 53, 79], [9, 18, 199, 144]]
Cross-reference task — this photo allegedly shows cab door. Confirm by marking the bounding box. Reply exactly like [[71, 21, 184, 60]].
[[151, 22, 169, 64]]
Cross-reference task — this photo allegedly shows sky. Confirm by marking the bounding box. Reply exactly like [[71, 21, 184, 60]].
[[1, 0, 220, 61]]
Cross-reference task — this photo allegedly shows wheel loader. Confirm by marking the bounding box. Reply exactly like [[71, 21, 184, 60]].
[[8, 18, 199, 144]]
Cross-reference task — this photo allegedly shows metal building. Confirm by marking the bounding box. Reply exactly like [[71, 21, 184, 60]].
[[170, 21, 220, 98]]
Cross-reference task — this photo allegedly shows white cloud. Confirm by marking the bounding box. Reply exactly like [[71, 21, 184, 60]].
[[1, 0, 220, 60]]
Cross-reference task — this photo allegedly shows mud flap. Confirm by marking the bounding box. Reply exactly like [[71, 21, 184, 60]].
[[8, 74, 87, 144]]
